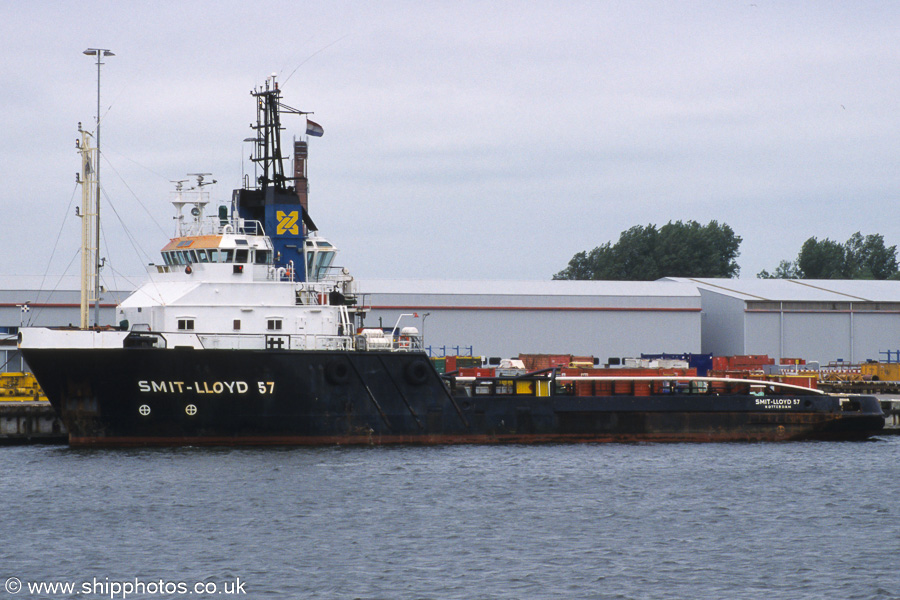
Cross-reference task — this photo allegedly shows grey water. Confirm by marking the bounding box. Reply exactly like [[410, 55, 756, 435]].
[[3, 439, 899, 600]]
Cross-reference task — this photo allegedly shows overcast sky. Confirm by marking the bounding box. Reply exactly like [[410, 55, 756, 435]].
[[2, 1, 898, 288]]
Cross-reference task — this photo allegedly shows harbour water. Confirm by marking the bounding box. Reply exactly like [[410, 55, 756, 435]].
[[3, 439, 899, 600]]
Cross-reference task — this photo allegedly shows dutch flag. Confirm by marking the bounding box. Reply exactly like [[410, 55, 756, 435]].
[[306, 119, 324, 137]]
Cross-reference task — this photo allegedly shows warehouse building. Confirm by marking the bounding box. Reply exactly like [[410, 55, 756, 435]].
[[666, 278, 900, 364], [359, 279, 702, 361]]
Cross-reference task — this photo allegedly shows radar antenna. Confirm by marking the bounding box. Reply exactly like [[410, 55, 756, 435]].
[[187, 173, 217, 189]]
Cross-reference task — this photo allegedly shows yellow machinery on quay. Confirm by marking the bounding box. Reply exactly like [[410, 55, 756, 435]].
[[0, 372, 48, 402]]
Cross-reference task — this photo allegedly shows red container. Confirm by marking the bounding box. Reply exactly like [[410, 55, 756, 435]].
[[595, 380, 614, 395], [780, 358, 806, 365], [575, 381, 593, 396], [613, 380, 633, 395], [458, 367, 495, 377], [633, 382, 651, 396]]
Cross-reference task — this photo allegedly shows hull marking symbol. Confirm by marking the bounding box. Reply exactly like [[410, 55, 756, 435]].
[[138, 404, 151, 416], [185, 404, 198, 416]]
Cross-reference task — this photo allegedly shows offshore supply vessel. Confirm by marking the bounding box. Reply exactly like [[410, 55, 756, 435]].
[[18, 77, 884, 446]]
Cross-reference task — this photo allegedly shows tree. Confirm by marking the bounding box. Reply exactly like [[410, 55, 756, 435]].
[[797, 237, 845, 279], [554, 220, 742, 280], [843, 232, 898, 279], [757, 232, 899, 279], [758, 260, 801, 279]]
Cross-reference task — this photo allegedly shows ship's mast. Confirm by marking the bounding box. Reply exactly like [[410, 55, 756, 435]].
[[235, 74, 318, 280], [251, 78, 287, 189], [76, 125, 98, 330], [82, 47, 114, 327], [249, 75, 311, 190]]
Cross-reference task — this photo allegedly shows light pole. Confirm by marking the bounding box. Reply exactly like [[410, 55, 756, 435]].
[[83, 47, 114, 326], [421, 312, 431, 354]]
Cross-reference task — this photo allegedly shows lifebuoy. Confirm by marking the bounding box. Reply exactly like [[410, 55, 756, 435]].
[[185, 265, 193, 275], [325, 360, 351, 385], [404, 360, 429, 385]]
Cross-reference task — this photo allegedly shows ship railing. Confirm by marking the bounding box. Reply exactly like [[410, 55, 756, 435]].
[[174, 212, 266, 238], [445, 374, 828, 398], [309, 265, 355, 285], [195, 333, 353, 351], [353, 328, 423, 352], [294, 283, 359, 308], [303, 334, 354, 351], [214, 218, 264, 236], [295, 287, 330, 305], [391, 337, 424, 352]]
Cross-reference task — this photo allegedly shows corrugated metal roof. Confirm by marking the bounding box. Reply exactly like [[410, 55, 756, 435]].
[[666, 278, 900, 302], [359, 279, 700, 298]]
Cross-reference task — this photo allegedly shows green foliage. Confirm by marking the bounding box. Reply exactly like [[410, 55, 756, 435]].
[[757, 232, 899, 279], [844, 232, 899, 279], [554, 221, 742, 280], [797, 237, 846, 279], [758, 260, 801, 279]]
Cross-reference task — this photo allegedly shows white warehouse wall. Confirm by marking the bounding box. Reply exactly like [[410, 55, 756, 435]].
[[361, 279, 702, 361]]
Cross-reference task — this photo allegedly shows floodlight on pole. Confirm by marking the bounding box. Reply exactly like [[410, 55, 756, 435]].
[[82, 48, 114, 326]]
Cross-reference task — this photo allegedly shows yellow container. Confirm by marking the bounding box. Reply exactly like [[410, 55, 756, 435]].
[[516, 381, 535, 395], [861, 363, 900, 381]]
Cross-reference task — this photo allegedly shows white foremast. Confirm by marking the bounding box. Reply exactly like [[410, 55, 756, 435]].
[[76, 125, 99, 330]]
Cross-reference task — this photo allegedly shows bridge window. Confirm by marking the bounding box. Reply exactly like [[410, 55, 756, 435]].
[[222, 249, 234, 263], [235, 249, 249, 263], [254, 249, 271, 265], [208, 249, 219, 263]]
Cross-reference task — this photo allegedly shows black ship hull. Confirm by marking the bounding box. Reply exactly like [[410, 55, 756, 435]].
[[22, 348, 884, 446]]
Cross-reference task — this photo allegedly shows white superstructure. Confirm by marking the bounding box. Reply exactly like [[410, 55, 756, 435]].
[[113, 181, 360, 351]]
